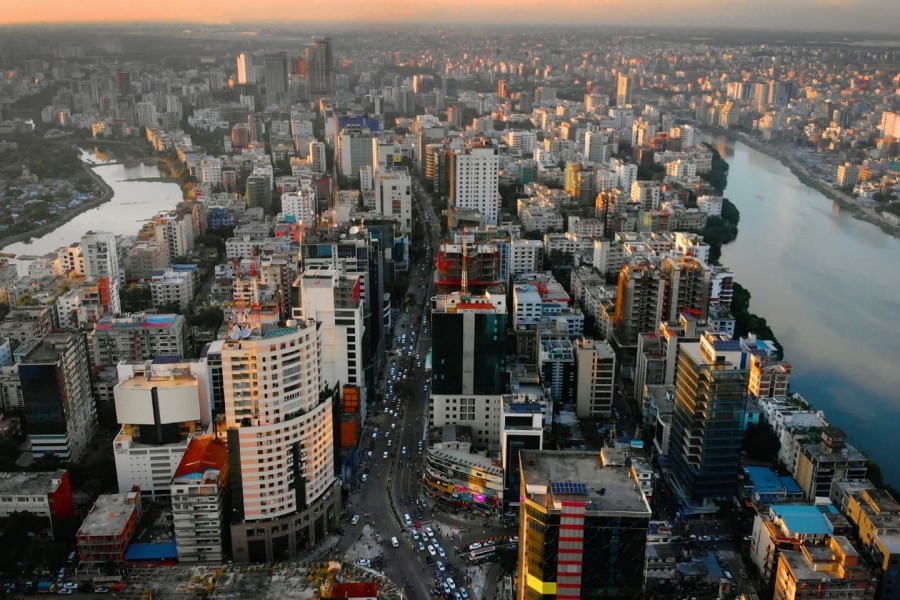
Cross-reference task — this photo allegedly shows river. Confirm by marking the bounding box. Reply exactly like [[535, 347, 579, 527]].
[[710, 134, 900, 486], [2, 148, 182, 266]]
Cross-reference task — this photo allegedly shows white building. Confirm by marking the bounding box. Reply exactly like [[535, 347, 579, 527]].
[[199, 157, 223, 186], [450, 144, 500, 226], [150, 268, 196, 311], [697, 195, 724, 217], [613, 158, 638, 192], [299, 267, 367, 419], [510, 239, 543, 277], [223, 320, 339, 563], [574, 338, 616, 418], [506, 130, 536, 155], [113, 369, 206, 498], [153, 212, 194, 264], [281, 185, 317, 225], [374, 170, 412, 233], [81, 231, 122, 315], [171, 434, 230, 563]]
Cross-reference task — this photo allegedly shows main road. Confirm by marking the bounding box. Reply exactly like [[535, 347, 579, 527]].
[[335, 177, 444, 599]]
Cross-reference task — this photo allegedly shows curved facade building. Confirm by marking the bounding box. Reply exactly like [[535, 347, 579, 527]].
[[223, 320, 339, 562]]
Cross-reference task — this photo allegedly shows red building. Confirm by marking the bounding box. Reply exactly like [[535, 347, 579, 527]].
[[77, 490, 141, 568]]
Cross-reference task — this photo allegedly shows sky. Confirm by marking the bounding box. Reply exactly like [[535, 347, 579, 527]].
[[2, 0, 900, 33]]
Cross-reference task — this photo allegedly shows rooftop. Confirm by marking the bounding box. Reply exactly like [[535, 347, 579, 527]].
[[770, 504, 836, 536], [78, 492, 139, 538], [173, 434, 228, 483], [0, 470, 66, 495], [520, 450, 651, 517]]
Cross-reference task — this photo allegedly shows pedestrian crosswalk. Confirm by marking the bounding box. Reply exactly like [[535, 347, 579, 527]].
[[717, 549, 738, 561]]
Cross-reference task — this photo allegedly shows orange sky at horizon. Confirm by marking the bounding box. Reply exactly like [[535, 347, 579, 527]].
[[1, 0, 897, 32]]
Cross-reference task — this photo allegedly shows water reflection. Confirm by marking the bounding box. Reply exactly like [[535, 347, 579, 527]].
[[711, 134, 900, 485]]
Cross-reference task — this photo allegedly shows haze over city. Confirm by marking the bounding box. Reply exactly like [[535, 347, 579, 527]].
[[0, 9, 898, 600], [3, 0, 900, 33]]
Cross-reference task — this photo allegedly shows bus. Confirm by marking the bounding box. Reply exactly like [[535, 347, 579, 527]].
[[467, 546, 497, 564]]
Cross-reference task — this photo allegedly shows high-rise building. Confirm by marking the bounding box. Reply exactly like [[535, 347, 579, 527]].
[[224, 320, 339, 563], [517, 449, 652, 599], [307, 37, 334, 97], [337, 125, 374, 179], [613, 260, 665, 345], [374, 170, 412, 234], [171, 434, 230, 564], [88, 313, 188, 368], [245, 174, 273, 214], [81, 231, 121, 315], [774, 536, 877, 600], [497, 79, 508, 99], [263, 52, 289, 102], [298, 267, 366, 419], [429, 290, 507, 448], [449, 143, 500, 226], [574, 338, 616, 418], [236, 52, 256, 85], [19, 334, 97, 462], [112, 365, 208, 498], [617, 72, 631, 107], [152, 211, 195, 264], [669, 332, 749, 503]]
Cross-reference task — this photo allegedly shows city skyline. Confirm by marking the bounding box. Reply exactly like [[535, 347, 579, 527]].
[[2, 0, 900, 33]]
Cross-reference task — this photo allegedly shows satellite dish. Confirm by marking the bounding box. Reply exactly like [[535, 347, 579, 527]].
[[349, 226, 360, 235], [240, 326, 252, 339], [340, 233, 347, 239], [229, 326, 241, 341]]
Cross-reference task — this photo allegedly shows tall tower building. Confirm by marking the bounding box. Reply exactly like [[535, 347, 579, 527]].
[[224, 320, 340, 563], [574, 338, 616, 418], [616, 72, 631, 107], [263, 52, 289, 102], [613, 260, 665, 345], [449, 143, 500, 226], [497, 79, 508, 99], [669, 332, 749, 503], [374, 170, 412, 234], [236, 52, 256, 85], [299, 267, 367, 419], [517, 449, 651, 599], [81, 231, 121, 316], [428, 289, 507, 447], [19, 334, 97, 462], [307, 37, 334, 98], [245, 174, 273, 214]]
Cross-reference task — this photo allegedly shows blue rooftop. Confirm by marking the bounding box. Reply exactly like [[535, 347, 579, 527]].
[[125, 541, 177, 562], [771, 504, 833, 536], [264, 326, 299, 339]]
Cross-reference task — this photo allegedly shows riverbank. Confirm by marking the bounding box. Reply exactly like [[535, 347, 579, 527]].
[[719, 129, 900, 238], [0, 160, 114, 251]]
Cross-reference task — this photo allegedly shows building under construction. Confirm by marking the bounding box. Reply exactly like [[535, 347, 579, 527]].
[[434, 242, 505, 295]]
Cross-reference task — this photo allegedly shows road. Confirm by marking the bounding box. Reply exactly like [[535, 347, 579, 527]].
[[334, 177, 446, 599]]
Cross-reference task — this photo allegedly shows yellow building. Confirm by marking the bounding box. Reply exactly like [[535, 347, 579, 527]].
[[773, 536, 876, 600]]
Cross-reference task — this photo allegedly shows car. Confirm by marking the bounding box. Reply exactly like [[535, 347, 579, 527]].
[[351, 514, 360, 525], [427, 544, 436, 556], [484, 539, 496, 546], [436, 561, 446, 573], [401, 446, 407, 455], [446, 578, 456, 591], [418, 541, 426, 552], [442, 582, 452, 595], [412, 530, 420, 541], [724, 570, 733, 580], [460, 590, 470, 600], [361, 473, 368, 482], [356, 558, 371, 567], [469, 542, 482, 550], [391, 536, 399, 547], [424, 526, 434, 537], [699, 535, 711, 542], [383, 451, 389, 459], [58, 589, 75, 595], [95, 587, 111, 594], [372, 432, 377, 439], [404, 513, 412, 525], [437, 546, 446, 558], [366, 450, 373, 457]]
